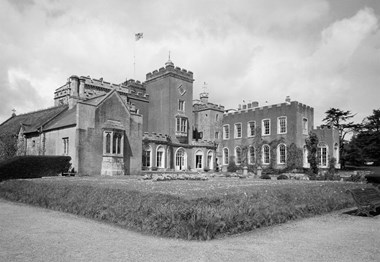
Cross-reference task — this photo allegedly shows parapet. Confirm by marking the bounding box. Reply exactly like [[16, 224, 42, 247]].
[[143, 132, 170, 142], [193, 102, 225, 112]]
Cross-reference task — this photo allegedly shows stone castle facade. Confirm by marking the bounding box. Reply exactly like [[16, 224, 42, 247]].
[[0, 58, 339, 175]]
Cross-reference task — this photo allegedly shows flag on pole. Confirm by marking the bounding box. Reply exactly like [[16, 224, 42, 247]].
[[135, 32, 143, 41]]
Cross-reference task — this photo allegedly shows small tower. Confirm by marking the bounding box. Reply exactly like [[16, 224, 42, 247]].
[[200, 82, 209, 104]]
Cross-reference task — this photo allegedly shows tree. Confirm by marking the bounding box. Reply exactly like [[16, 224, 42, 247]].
[[305, 131, 319, 175], [322, 108, 359, 165], [346, 109, 380, 165]]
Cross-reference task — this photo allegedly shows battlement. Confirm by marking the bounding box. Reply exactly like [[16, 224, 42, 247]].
[[143, 132, 170, 142], [191, 140, 216, 147], [145, 62, 194, 82], [224, 100, 313, 116], [54, 75, 148, 101], [193, 102, 224, 112]]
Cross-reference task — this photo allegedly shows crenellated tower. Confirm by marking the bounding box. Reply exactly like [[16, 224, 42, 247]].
[[144, 58, 194, 144]]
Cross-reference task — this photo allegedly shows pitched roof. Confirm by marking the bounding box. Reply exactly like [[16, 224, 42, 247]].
[[43, 105, 77, 131], [0, 105, 68, 136]]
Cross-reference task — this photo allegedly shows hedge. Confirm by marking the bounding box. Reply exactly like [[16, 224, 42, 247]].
[[0, 179, 368, 240], [0, 156, 71, 181]]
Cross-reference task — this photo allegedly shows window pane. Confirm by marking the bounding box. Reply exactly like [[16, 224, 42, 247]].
[[105, 133, 111, 153]]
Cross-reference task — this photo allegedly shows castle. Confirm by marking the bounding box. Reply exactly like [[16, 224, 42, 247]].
[[0, 58, 339, 175]]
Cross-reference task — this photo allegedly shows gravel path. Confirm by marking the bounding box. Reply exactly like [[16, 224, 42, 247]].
[[1, 199, 379, 262]]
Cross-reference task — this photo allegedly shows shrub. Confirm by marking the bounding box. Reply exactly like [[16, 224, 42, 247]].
[[0, 155, 71, 181], [203, 167, 210, 172], [227, 158, 238, 173], [277, 174, 289, 180], [260, 174, 271, 179]]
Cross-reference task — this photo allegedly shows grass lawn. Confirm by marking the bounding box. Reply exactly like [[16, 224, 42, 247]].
[[0, 175, 371, 240]]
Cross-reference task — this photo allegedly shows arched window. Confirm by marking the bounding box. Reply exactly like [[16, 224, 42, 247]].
[[235, 146, 242, 165], [249, 146, 255, 165], [104, 131, 123, 156], [223, 148, 229, 165], [207, 150, 213, 170], [195, 150, 203, 169], [143, 145, 152, 168], [318, 143, 328, 167], [175, 148, 186, 170], [105, 132, 111, 154], [156, 146, 165, 168], [278, 144, 286, 164], [262, 145, 270, 164]]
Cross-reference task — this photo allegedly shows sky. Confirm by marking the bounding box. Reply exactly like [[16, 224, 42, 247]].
[[0, 0, 379, 127]]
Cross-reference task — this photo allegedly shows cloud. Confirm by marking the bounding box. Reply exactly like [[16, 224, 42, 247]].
[[0, 0, 379, 128]]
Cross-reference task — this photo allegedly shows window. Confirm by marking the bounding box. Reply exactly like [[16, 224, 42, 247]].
[[303, 118, 308, 134], [103, 131, 123, 156], [143, 146, 152, 167], [318, 143, 328, 167], [262, 119, 270, 135], [175, 148, 186, 170], [215, 131, 219, 139], [63, 137, 69, 155], [112, 133, 122, 154], [248, 121, 255, 137], [195, 150, 203, 169], [223, 148, 229, 165], [249, 146, 255, 164], [207, 151, 213, 169], [235, 147, 242, 165], [278, 144, 286, 164], [223, 125, 230, 139], [178, 100, 185, 111], [176, 117, 188, 135], [234, 123, 242, 138], [216, 114, 219, 121], [156, 146, 165, 168], [278, 117, 287, 134], [262, 145, 270, 164]]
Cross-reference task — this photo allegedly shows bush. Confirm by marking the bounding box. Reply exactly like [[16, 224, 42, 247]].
[[227, 158, 238, 173], [260, 174, 271, 179], [277, 174, 289, 180], [0, 156, 71, 181]]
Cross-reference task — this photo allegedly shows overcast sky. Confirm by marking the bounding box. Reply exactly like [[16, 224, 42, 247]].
[[1, 0, 379, 127]]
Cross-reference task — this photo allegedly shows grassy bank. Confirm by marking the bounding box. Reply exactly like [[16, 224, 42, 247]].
[[0, 178, 368, 240]]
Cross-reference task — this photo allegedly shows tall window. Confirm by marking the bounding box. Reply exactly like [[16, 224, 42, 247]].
[[223, 125, 230, 139], [235, 147, 242, 165], [176, 117, 188, 135], [248, 121, 255, 137], [105, 133, 111, 154], [278, 117, 287, 134], [262, 119, 270, 135], [195, 150, 203, 169], [215, 131, 219, 139], [112, 133, 122, 154], [262, 145, 270, 164], [175, 148, 186, 170], [223, 148, 229, 165], [278, 144, 286, 164], [249, 146, 255, 164], [143, 146, 152, 168], [156, 146, 165, 168], [303, 118, 308, 134], [63, 137, 69, 155], [103, 131, 123, 156], [234, 123, 242, 138], [318, 143, 328, 167], [178, 100, 185, 111]]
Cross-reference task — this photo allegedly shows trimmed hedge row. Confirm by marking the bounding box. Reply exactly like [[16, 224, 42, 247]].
[[0, 179, 367, 240], [0, 156, 71, 181]]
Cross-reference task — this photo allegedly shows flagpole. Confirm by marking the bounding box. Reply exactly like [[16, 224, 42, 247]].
[[133, 37, 136, 79]]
